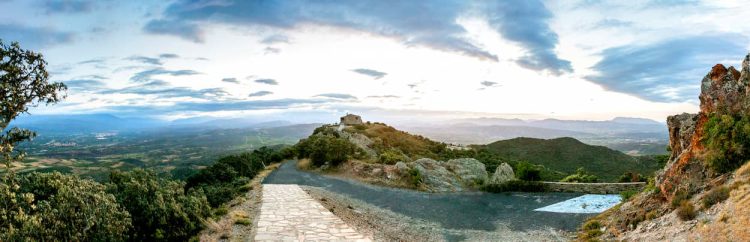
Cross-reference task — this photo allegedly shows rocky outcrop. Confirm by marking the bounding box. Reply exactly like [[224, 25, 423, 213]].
[[590, 53, 750, 240], [658, 53, 750, 202], [444, 158, 488, 186], [489, 163, 515, 185], [411, 158, 464, 192]]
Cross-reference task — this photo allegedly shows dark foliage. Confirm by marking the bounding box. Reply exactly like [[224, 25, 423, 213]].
[[515, 161, 542, 181], [480, 180, 548, 193], [702, 186, 730, 209], [703, 114, 750, 173]]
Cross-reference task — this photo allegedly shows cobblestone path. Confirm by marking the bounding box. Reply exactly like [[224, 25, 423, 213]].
[[254, 184, 372, 242]]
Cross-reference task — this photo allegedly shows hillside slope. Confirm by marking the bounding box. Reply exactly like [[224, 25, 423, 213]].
[[477, 137, 659, 181]]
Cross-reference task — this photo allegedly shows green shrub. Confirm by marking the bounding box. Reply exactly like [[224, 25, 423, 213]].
[[296, 134, 359, 167], [561, 167, 599, 183], [671, 189, 690, 209], [579, 220, 603, 240], [676, 201, 696, 221], [702, 186, 730, 209], [703, 114, 750, 173], [378, 148, 409, 164], [0, 172, 131, 241], [620, 190, 639, 201], [107, 169, 211, 241], [235, 218, 252, 226], [481, 180, 548, 193], [408, 168, 423, 187], [515, 161, 542, 181]]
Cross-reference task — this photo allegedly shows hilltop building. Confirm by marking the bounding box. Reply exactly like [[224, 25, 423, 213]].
[[340, 113, 363, 125]]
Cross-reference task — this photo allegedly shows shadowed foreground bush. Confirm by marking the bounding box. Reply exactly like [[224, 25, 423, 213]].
[[480, 180, 548, 193], [0, 172, 131, 241]]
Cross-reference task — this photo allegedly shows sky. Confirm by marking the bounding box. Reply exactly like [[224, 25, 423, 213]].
[[2, 0, 749, 123]]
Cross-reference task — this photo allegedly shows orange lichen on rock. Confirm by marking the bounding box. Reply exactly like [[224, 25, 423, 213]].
[[710, 64, 727, 82]]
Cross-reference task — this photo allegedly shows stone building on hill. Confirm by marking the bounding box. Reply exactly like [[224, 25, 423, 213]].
[[340, 113, 363, 126]]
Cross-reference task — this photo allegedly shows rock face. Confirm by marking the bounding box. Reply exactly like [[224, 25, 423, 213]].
[[489, 163, 515, 185], [657, 53, 750, 202], [444, 158, 488, 186], [411, 158, 463, 192]]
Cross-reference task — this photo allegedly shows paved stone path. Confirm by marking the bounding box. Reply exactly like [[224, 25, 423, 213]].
[[254, 184, 372, 241]]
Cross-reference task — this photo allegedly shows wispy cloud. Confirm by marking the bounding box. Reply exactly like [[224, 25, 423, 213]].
[[254, 79, 278, 85], [585, 34, 748, 102], [130, 68, 201, 83], [159, 53, 179, 59], [315, 93, 357, 100], [143, 0, 571, 73], [352, 68, 387, 79], [125, 55, 162, 65], [249, 91, 273, 97], [41, 0, 94, 14], [222, 77, 240, 84]]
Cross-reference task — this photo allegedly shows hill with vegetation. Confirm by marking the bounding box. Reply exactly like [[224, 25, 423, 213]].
[[476, 137, 662, 181]]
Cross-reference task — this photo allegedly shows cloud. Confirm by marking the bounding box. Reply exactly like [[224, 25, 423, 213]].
[[143, 0, 489, 60], [585, 34, 748, 102], [144, 0, 573, 73], [264, 47, 281, 54], [480, 81, 498, 87], [222, 77, 240, 84], [261, 34, 290, 44], [100, 81, 229, 100], [130, 68, 201, 83], [352, 68, 387, 79], [78, 58, 106, 65], [125, 55, 162, 65], [144, 19, 203, 42], [366, 95, 400, 98], [159, 53, 180, 59], [41, 0, 94, 14], [0, 24, 73, 48], [315, 93, 358, 100], [249, 91, 273, 97], [484, 1, 573, 75], [63, 79, 105, 91], [106, 98, 330, 114], [254, 79, 278, 85], [591, 18, 633, 29]]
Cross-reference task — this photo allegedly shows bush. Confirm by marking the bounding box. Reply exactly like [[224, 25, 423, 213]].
[[408, 168, 423, 187], [676, 201, 696, 221], [235, 219, 252, 226], [296, 134, 360, 167], [481, 180, 548, 193], [703, 114, 750, 173], [702, 186, 730, 209], [579, 220, 603, 240], [620, 190, 639, 201], [378, 148, 409, 164], [515, 161, 542, 181], [107, 169, 211, 241], [0, 172, 131, 241], [671, 189, 690, 209], [561, 167, 598, 183]]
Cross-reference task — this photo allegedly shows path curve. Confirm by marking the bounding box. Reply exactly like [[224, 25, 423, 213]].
[[254, 184, 372, 241]]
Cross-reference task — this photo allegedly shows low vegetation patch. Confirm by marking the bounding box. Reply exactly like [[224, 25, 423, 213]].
[[560, 167, 599, 183], [703, 114, 750, 173], [702, 186, 729, 209], [234, 219, 252, 226], [408, 168, 423, 187], [620, 190, 639, 201], [676, 201, 697, 221], [578, 220, 603, 240], [480, 180, 548, 193]]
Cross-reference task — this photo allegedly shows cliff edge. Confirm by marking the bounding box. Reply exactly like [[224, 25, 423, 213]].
[[580, 53, 750, 241]]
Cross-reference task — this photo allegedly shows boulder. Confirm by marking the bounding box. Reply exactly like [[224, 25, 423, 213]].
[[444, 158, 488, 186], [412, 158, 463, 192], [489, 163, 515, 185]]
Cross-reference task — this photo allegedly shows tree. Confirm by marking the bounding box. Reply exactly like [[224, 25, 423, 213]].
[[0, 40, 66, 170], [107, 169, 211, 241], [515, 161, 542, 181], [0, 40, 67, 240]]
